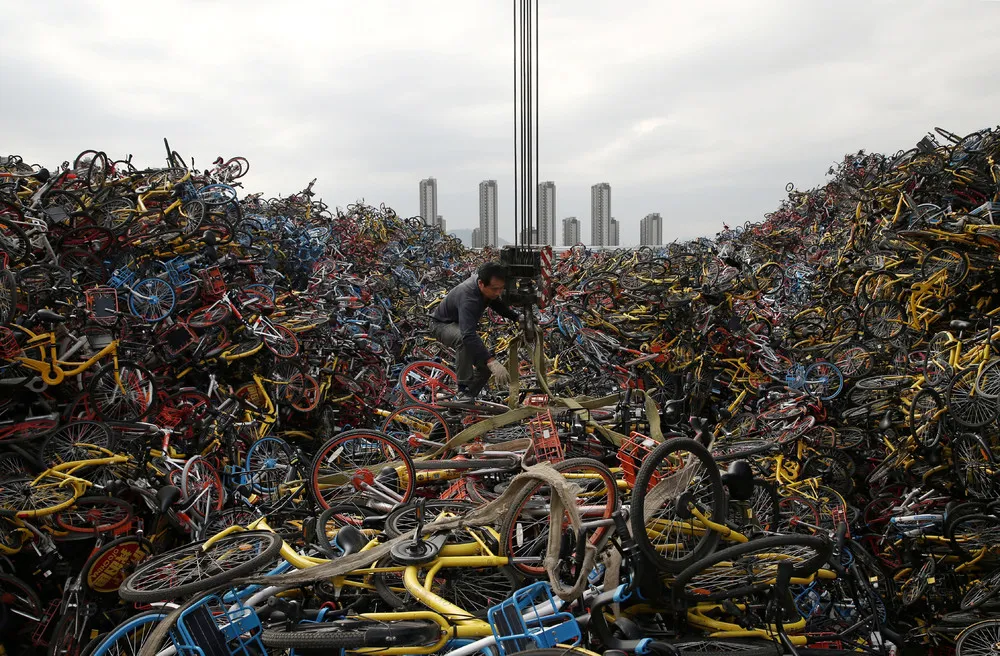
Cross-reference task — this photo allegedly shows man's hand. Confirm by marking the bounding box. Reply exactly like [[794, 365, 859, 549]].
[[488, 359, 510, 386]]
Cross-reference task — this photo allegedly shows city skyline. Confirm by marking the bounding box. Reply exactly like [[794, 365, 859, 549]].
[[429, 176, 674, 247]]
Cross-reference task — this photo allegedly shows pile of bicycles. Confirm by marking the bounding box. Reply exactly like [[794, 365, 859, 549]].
[[5, 126, 1000, 655]]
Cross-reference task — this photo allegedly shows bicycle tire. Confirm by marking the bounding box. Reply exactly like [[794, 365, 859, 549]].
[[119, 531, 281, 602], [88, 360, 157, 422], [380, 404, 452, 457], [262, 323, 300, 358], [948, 369, 1000, 429], [47, 608, 87, 656], [180, 455, 225, 517], [803, 361, 843, 400], [630, 437, 726, 573], [667, 639, 782, 656], [261, 619, 441, 650], [86, 609, 170, 656], [673, 533, 831, 601], [861, 300, 905, 340], [0, 215, 29, 266], [310, 429, 415, 509], [0, 269, 18, 324], [962, 568, 1000, 611], [956, 619, 1000, 656], [128, 278, 176, 322], [952, 433, 998, 499], [188, 303, 231, 328], [909, 387, 944, 448], [500, 458, 617, 578]]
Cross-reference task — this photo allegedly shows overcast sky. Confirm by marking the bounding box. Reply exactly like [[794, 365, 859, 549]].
[[3, 1, 1000, 245]]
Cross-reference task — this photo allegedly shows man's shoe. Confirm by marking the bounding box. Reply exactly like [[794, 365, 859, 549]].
[[454, 391, 478, 404]]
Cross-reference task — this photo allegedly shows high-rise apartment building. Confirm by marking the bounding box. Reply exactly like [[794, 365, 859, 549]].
[[609, 217, 619, 247], [471, 227, 481, 248], [437, 216, 445, 233], [590, 183, 611, 246], [640, 213, 663, 246], [478, 180, 498, 247], [537, 181, 556, 246], [419, 177, 438, 226], [562, 217, 580, 246]]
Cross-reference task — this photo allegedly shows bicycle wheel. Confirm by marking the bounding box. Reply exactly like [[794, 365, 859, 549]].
[[262, 323, 299, 358], [0, 269, 17, 325], [310, 429, 415, 509], [86, 609, 170, 656], [948, 369, 999, 429], [672, 534, 831, 601], [0, 476, 81, 518], [952, 433, 998, 500], [41, 420, 114, 465], [119, 531, 281, 602], [0, 573, 42, 630], [180, 455, 225, 517], [803, 361, 843, 400], [922, 246, 969, 286], [500, 458, 618, 578], [244, 436, 293, 493], [128, 278, 175, 322], [861, 300, 905, 340], [909, 387, 944, 448], [957, 620, 1000, 656], [187, 303, 231, 328], [666, 640, 781, 656], [948, 513, 1000, 561], [88, 360, 157, 422], [630, 438, 726, 573], [261, 618, 441, 650], [962, 568, 1000, 611], [53, 496, 132, 537], [381, 405, 452, 457], [0, 215, 29, 266], [975, 358, 1000, 399], [399, 360, 458, 406]]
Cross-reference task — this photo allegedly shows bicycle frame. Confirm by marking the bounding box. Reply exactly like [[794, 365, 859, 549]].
[[9, 325, 120, 385]]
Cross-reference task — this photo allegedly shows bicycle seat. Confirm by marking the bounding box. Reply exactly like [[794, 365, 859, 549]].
[[156, 485, 183, 514], [950, 319, 973, 331], [721, 460, 755, 502], [879, 410, 894, 432], [34, 309, 67, 324], [333, 525, 368, 556]]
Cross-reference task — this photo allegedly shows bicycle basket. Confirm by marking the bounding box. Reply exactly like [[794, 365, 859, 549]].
[[527, 410, 564, 464], [487, 581, 581, 656], [163, 321, 198, 358], [618, 432, 660, 487], [85, 286, 120, 326], [200, 266, 227, 297], [0, 326, 22, 361], [173, 592, 265, 656]]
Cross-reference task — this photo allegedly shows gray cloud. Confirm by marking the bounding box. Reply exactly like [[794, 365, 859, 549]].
[[2, 0, 999, 245]]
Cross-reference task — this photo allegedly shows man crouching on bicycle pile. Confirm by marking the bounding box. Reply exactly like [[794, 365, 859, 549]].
[[429, 262, 521, 402]]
